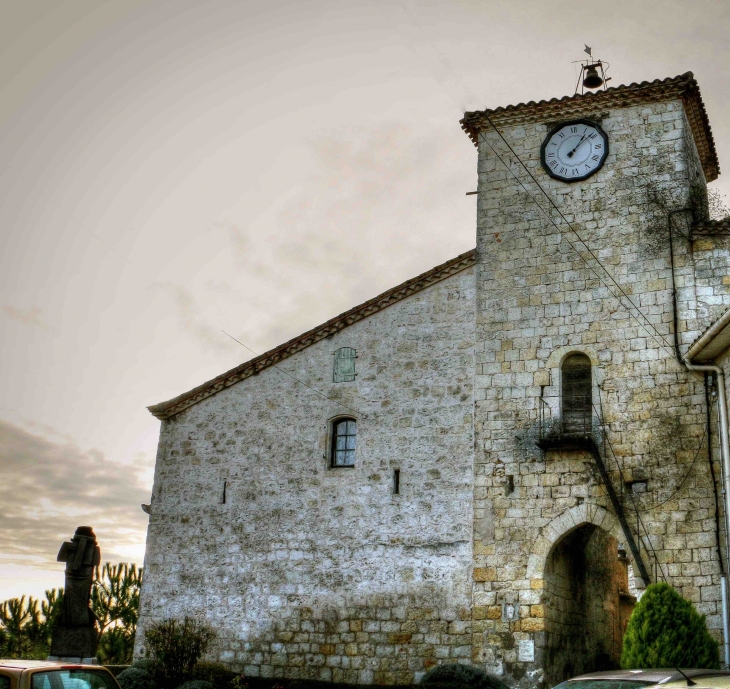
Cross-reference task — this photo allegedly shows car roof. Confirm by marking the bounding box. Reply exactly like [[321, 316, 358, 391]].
[[652, 677, 730, 689], [567, 670, 730, 684], [0, 660, 110, 671]]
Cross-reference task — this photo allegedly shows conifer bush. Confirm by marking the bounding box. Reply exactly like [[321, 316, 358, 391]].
[[621, 582, 719, 669]]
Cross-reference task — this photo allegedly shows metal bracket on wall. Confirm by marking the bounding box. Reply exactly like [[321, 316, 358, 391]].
[[584, 437, 652, 587]]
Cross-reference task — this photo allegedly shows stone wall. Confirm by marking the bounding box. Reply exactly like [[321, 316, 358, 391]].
[[693, 235, 730, 328], [137, 268, 476, 684], [472, 97, 724, 686]]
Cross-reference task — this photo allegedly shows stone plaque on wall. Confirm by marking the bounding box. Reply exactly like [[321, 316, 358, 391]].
[[518, 639, 535, 662]]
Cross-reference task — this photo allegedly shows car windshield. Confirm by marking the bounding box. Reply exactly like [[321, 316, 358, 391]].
[[31, 670, 117, 689], [554, 681, 658, 689]]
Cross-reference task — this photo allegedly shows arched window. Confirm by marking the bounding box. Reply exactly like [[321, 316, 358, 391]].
[[562, 353, 592, 436], [331, 418, 357, 467]]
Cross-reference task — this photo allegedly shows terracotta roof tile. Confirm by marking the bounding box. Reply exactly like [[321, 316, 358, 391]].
[[460, 72, 719, 182], [148, 249, 476, 420], [693, 218, 730, 234]]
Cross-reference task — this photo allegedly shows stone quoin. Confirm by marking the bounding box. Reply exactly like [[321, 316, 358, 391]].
[[137, 72, 730, 687]]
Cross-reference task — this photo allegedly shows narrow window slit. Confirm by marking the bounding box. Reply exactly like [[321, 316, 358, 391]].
[[221, 480, 227, 504], [393, 469, 400, 495]]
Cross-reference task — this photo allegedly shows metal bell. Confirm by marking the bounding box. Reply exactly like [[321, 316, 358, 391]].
[[582, 65, 603, 89]]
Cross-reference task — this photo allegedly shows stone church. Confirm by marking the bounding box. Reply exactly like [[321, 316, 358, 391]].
[[137, 72, 730, 687]]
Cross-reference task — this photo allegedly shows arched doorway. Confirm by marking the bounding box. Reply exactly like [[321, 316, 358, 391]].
[[543, 524, 635, 687]]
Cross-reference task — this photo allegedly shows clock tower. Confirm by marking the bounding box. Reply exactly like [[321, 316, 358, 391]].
[[461, 73, 721, 685]]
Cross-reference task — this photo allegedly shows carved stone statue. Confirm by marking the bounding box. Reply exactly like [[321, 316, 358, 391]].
[[50, 526, 101, 659]]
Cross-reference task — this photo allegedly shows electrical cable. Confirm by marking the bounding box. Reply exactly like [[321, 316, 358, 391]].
[[640, 426, 706, 513], [221, 331, 361, 416], [475, 130, 679, 360], [390, 7, 703, 582], [475, 116, 676, 358]]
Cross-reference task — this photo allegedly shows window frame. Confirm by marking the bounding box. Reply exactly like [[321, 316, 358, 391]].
[[560, 352, 593, 436], [329, 416, 357, 468]]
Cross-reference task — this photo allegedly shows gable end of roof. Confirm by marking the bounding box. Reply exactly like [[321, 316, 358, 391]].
[[148, 249, 476, 420]]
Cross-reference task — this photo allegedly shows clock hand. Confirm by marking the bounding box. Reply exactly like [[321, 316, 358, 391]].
[[566, 132, 589, 158]]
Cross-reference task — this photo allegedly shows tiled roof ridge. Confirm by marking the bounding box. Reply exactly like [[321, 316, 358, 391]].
[[460, 72, 719, 182], [148, 248, 477, 420], [693, 218, 730, 234]]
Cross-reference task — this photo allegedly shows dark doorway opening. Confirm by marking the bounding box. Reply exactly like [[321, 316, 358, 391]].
[[543, 524, 635, 686]]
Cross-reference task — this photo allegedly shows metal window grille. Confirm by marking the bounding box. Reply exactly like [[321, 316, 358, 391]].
[[332, 418, 356, 467], [562, 353, 592, 436], [333, 347, 356, 383]]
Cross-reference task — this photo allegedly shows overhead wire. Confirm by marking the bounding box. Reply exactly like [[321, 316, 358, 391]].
[[221, 331, 361, 416], [392, 0, 712, 585], [475, 129, 679, 359]]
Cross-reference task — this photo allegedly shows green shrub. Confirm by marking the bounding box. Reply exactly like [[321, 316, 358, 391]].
[[621, 582, 719, 669], [116, 666, 157, 689], [191, 662, 234, 686], [421, 663, 510, 689], [175, 682, 213, 689], [144, 618, 216, 689]]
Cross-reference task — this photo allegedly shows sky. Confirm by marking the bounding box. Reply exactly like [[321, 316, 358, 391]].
[[1, 0, 730, 602]]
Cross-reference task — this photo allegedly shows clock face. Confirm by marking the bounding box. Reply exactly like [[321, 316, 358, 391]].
[[540, 120, 608, 182]]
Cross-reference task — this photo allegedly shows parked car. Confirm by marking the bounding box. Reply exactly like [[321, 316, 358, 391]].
[[645, 674, 730, 689], [0, 660, 121, 689], [553, 670, 730, 689]]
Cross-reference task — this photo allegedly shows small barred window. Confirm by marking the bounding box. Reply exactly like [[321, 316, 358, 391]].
[[333, 347, 356, 383], [331, 418, 357, 467]]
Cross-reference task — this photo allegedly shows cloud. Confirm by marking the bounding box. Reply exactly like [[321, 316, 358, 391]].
[[3, 305, 47, 328], [220, 121, 473, 350], [156, 281, 240, 355], [0, 419, 151, 568]]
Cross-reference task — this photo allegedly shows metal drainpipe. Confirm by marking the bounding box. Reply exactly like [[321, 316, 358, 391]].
[[684, 357, 730, 668]]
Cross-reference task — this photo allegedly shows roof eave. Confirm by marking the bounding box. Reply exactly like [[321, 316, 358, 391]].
[[460, 72, 719, 183], [685, 307, 730, 362]]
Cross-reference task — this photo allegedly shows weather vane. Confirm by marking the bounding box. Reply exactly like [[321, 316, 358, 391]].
[[573, 45, 611, 95]]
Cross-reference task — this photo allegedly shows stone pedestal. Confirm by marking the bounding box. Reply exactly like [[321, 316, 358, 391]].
[[50, 626, 98, 659]]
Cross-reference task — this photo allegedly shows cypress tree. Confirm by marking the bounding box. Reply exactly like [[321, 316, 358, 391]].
[[621, 582, 719, 669]]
